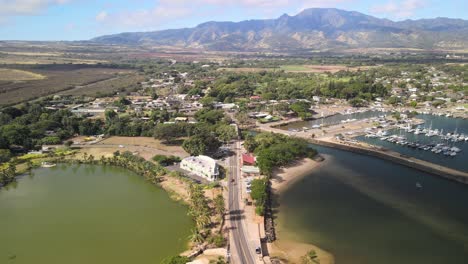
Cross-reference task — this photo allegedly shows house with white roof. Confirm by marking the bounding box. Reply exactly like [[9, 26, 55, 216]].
[[180, 155, 219, 181]]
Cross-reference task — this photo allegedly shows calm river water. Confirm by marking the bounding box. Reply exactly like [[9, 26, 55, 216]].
[[0, 164, 192, 264], [282, 110, 385, 131], [357, 114, 468, 172], [278, 145, 468, 264]]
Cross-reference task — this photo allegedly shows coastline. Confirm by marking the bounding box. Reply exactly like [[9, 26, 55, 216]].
[[270, 157, 321, 194], [268, 156, 335, 264], [257, 119, 468, 185]]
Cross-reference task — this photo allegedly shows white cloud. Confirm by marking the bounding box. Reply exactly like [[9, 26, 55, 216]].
[[95, 11, 108, 22], [0, 0, 71, 16], [95, 1, 192, 29], [198, 0, 350, 10], [95, 0, 353, 30], [370, 0, 425, 19]]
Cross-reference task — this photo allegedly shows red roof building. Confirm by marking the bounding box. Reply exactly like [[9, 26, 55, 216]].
[[242, 154, 256, 165]]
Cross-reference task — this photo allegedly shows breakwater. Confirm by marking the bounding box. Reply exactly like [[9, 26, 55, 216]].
[[254, 124, 468, 185], [309, 139, 468, 185]]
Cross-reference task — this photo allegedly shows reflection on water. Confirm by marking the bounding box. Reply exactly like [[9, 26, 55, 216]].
[[0, 164, 192, 264], [282, 110, 385, 131], [278, 145, 468, 264], [357, 115, 468, 172]]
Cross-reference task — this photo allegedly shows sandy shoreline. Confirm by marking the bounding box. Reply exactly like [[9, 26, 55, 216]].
[[269, 156, 335, 264], [270, 157, 321, 194]]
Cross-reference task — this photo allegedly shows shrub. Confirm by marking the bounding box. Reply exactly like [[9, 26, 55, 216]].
[[208, 234, 226, 247], [161, 256, 190, 264], [152, 155, 181, 166]]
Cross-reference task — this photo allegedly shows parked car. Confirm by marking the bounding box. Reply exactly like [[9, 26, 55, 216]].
[[255, 247, 261, 254]]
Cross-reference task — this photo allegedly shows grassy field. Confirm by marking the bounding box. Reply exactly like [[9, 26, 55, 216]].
[[0, 51, 107, 64], [0, 65, 135, 106], [280, 64, 372, 73], [217, 67, 277, 73], [218, 65, 374, 73], [0, 68, 46, 81], [59, 74, 145, 97], [0, 51, 63, 57], [77, 136, 189, 160]]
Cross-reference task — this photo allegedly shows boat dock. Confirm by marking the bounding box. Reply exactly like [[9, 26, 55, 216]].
[[256, 122, 468, 185]]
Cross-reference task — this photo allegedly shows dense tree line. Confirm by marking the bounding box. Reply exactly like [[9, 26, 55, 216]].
[[200, 70, 390, 103], [244, 132, 317, 177], [154, 109, 236, 156], [0, 103, 104, 153], [0, 163, 16, 186], [250, 178, 268, 216], [80, 151, 166, 184], [187, 184, 213, 244]]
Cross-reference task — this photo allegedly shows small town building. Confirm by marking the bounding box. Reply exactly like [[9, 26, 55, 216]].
[[242, 154, 256, 166], [175, 117, 188, 122], [180, 155, 219, 181], [241, 166, 260, 177]]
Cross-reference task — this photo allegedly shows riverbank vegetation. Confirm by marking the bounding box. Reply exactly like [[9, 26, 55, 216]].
[[152, 154, 181, 166], [187, 184, 226, 247], [0, 147, 78, 186], [244, 132, 318, 177], [154, 109, 236, 156], [250, 178, 269, 216], [77, 151, 167, 184]]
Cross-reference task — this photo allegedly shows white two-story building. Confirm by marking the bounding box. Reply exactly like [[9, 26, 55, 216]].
[[180, 155, 219, 181]]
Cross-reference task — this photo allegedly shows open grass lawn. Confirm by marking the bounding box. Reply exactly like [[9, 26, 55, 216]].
[[0, 65, 135, 106], [0, 68, 45, 81], [59, 74, 145, 97], [77, 136, 189, 161], [217, 67, 277, 73], [280, 64, 374, 73]]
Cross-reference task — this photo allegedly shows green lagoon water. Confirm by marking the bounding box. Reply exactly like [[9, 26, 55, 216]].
[[278, 145, 468, 264], [0, 164, 192, 264]]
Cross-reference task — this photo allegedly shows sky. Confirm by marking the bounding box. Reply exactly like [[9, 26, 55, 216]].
[[0, 0, 466, 41]]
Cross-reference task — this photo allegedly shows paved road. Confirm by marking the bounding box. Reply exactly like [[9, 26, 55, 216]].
[[228, 141, 257, 264]]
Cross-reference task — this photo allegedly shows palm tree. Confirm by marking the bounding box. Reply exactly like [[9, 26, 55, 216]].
[[189, 228, 204, 244], [214, 194, 225, 217], [196, 213, 211, 230]]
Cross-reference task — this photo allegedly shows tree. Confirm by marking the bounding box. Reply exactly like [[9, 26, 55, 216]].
[[183, 136, 207, 156], [195, 109, 225, 124], [105, 109, 118, 123], [1, 163, 17, 185], [235, 112, 254, 128], [209, 257, 227, 264], [243, 134, 258, 153], [214, 194, 225, 219], [216, 125, 236, 143], [154, 124, 179, 143], [290, 101, 312, 120], [183, 134, 221, 156], [392, 112, 401, 121], [161, 256, 190, 264], [0, 149, 12, 163], [250, 178, 268, 216], [152, 155, 181, 166], [301, 250, 320, 264], [387, 96, 401, 106], [64, 140, 73, 147], [0, 124, 31, 148], [349, 98, 367, 107], [113, 96, 131, 107], [41, 136, 62, 145]]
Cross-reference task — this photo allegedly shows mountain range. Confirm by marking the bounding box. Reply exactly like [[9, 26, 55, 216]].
[[91, 8, 468, 51]]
